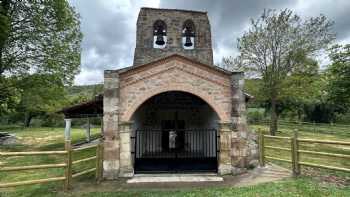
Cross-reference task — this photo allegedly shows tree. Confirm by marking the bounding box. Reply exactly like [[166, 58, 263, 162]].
[[233, 9, 335, 135], [0, 0, 81, 78], [0, 0, 82, 123], [327, 44, 350, 111], [16, 74, 68, 127]]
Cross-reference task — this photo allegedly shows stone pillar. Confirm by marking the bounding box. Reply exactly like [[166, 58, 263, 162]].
[[64, 119, 72, 141], [230, 72, 250, 174], [218, 121, 233, 175], [119, 121, 134, 177], [103, 71, 120, 179], [86, 118, 91, 142]]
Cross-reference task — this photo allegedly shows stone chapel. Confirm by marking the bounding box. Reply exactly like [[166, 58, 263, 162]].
[[101, 7, 257, 179]]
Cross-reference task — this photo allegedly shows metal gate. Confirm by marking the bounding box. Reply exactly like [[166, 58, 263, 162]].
[[132, 129, 219, 173]]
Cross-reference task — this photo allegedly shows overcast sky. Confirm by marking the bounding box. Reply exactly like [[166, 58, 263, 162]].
[[69, 0, 350, 85]]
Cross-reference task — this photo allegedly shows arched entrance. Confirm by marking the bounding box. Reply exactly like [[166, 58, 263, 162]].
[[130, 91, 220, 173]]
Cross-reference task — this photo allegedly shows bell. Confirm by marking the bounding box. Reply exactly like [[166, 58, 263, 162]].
[[155, 35, 165, 45], [184, 36, 193, 47]]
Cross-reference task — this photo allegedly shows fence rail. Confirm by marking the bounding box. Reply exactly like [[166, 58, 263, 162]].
[[258, 129, 350, 175], [254, 120, 350, 137], [0, 140, 103, 191]]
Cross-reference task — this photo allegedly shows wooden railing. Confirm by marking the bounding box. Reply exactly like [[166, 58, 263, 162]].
[[0, 140, 103, 191], [258, 129, 350, 176]]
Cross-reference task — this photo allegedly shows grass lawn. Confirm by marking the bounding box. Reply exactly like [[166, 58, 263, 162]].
[[0, 124, 349, 196], [78, 178, 350, 197], [0, 126, 100, 197], [249, 122, 350, 181]]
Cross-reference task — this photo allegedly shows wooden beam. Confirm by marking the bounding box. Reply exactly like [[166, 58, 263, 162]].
[[297, 139, 350, 146], [291, 129, 300, 176], [0, 177, 66, 188], [0, 151, 67, 156], [72, 156, 96, 165], [264, 135, 291, 140], [299, 162, 350, 173], [298, 150, 350, 159], [258, 129, 265, 167], [0, 163, 66, 172], [64, 140, 72, 191], [72, 168, 96, 178], [73, 144, 97, 152]]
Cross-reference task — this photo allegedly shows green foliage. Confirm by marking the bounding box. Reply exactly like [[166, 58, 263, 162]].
[[0, 0, 82, 125], [327, 44, 350, 111], [247, 108, 266, 123], [14, 74, 70, 126], [67, 84, 103, 103], [0, 0, 82, 83], [231, 9, 335, 134]]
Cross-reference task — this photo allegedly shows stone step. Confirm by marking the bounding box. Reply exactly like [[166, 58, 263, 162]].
[[127, 174, 223, 183], [261, 171, 291, 175]]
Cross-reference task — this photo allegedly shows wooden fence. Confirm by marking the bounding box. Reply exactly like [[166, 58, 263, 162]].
[[0, 140, 103, 191], [258, 129, 350, 175], [254, 120, 350, 135]]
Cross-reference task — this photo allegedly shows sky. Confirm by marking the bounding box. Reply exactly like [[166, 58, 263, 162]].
[[68, 0, 350, 85]]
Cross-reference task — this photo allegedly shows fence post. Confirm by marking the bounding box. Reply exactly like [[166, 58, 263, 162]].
[[291, 129, 300, 176], [258, 129, 265, 167], [96, 141, 103, 183], [64, 140, 72, 191]]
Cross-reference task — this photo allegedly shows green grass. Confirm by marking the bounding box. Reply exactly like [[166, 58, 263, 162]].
[[0, 124, 349, 196], [250, 122, 350, 179], [0, 126, 100, 197], [79, 178, 350, 197]]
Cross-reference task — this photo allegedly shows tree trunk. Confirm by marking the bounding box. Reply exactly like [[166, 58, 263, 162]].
[[24, 112, 32, 127], [0, 0, 11, 75], [270, 95, 278, 136]]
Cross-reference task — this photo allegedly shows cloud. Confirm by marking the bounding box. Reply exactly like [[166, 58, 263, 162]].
[[70, 0, 159, 85], [69, 0, 350, 85]]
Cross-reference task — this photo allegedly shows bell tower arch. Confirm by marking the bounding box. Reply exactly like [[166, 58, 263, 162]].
[[133, 8, 213, 66], [153, 20, 167, 48]]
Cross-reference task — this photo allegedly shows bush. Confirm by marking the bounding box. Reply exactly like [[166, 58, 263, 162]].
[[335, 111, 350, 124], [247, 108, 265, 124]]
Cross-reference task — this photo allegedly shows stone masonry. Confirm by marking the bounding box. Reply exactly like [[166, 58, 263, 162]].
[[103, 71, 120, 179], [134, 8, 213, 66], [102, 8, 257, 179]]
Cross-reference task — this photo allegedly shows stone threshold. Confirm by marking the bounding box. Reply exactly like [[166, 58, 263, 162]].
[[127, 173, 223, 183]]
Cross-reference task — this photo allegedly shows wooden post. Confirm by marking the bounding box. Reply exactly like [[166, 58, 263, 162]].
[[64, 140, 72, 191], [258, 129, 265, 167], [64, 119, 72, 141], [291, 129, 300, 176], [95, 141, 103, 183], [86, 118, 91, 142]]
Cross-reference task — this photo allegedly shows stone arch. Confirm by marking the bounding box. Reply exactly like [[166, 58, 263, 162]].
[[182, 19, 195, 49], [123, 84, 228, 122], [182, 19, 195, 35], [153, 20, 167, 47]]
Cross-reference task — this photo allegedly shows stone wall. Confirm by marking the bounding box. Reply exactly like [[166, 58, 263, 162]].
[[103, 56, 258, 178], [102, 7, 258, 178], [230, 73, 258, 175], [119, 57, 231, 123], [133, 8, 213, 66], [103, 71, 120, 179]]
